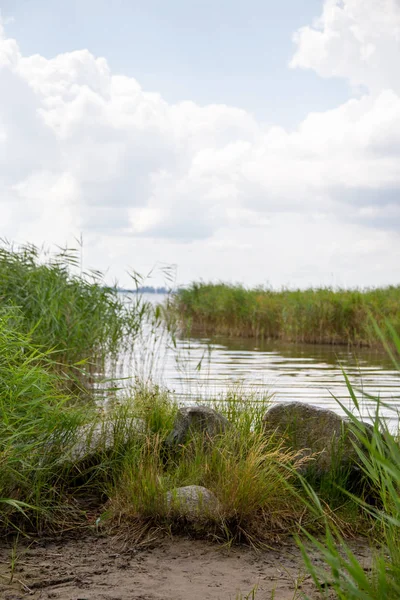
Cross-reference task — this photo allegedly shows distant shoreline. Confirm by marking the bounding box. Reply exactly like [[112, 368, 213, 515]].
[[117, 287, 171, 294]]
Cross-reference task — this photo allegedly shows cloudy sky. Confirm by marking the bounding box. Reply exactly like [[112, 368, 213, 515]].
[[1, 0, 400, 289]]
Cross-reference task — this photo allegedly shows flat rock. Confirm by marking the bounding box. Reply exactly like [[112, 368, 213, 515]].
[[167, 405, 230, 446], [165, 485, 220, 520], [262, 402, 369, 475]]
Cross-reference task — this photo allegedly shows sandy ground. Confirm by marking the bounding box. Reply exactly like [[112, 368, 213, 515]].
[[0, 533, 371, 600]]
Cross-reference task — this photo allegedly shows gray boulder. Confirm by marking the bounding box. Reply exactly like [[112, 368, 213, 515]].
[[65, 417, 146, 463], [165, 485, 220, 520], [167, 405, 230, 446], [262, 402, 369, 475]]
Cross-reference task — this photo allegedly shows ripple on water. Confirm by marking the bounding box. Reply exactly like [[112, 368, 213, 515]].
[[123, 294, 400, 426]]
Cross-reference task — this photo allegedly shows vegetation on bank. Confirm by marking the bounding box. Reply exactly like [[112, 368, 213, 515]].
[[0, 320, 305, 541], [0, 315, 87, 531], [0, 243, 305, 541], [106, 388, 310, 544], [1, 243, 400, 597], [0, 243, 148, 387], [0, 241, 149, 531], [299, 378, 400, 598], [171, 282, 400, 346], [3, 333, 400, 598]]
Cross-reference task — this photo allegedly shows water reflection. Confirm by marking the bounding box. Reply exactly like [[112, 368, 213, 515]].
[[127, 294, 400, 424]]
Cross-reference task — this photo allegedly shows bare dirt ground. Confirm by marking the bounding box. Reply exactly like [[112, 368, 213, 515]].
[[0, 533, 371, 600]]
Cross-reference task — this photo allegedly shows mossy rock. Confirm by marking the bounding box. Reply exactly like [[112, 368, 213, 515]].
[[166, 405, 231, 447], [165, 485, 220, 521], [263, 402, 371, 476]]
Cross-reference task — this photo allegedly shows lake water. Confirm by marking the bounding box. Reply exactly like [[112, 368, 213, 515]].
[[126, 294, 400, 424]]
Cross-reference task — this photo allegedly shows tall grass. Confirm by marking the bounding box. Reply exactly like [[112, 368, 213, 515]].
[[0, 311, 87, 531], [0, 241, 153, 532], [171, 282, 400, 346], [0, 311, 162, 533], [298, 326, 400, 599], [0, 242, 148, 381]]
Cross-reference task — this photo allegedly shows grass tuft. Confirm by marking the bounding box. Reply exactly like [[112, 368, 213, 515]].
[[107, 390, 307, 545]]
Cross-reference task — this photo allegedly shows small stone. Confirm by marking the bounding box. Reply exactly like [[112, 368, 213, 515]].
[[165, 485, 220, 520]]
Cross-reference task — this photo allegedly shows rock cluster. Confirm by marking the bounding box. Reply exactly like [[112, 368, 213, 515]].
[[66, 402, 370, 516]]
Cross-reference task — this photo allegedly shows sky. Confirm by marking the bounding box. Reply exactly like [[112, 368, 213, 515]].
[[1, 0, 400, 289]]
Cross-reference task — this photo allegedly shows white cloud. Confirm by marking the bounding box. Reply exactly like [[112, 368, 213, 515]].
[[291, 0, 400, 94], [1, 2, 400, 287]]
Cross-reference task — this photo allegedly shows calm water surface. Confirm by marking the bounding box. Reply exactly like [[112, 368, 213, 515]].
[[127, 294, 400, 424]]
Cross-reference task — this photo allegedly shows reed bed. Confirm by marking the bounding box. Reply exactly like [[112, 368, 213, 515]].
[[0, 312, 87, 532], [0, 242, 148, 380], [0, 241, 150, 531], [171, 282, 400, 346]]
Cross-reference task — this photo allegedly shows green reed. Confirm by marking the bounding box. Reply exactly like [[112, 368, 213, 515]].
[[0, 241, 152, 532], [170, 282, 400, 346], [0, 242, 149, 374], [0, 311, 86, 531], [298, 325, 400, 599]]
